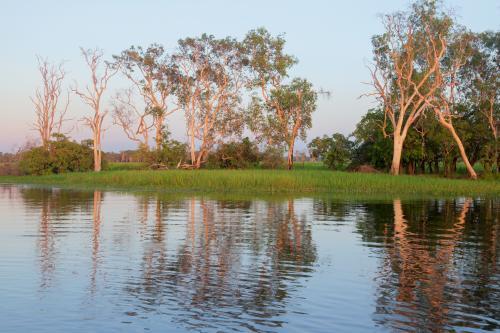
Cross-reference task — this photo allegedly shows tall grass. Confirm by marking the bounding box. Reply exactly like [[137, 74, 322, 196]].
[[1, 169, 498, 196]]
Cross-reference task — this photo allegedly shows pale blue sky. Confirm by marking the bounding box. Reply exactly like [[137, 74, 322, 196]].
[[0, 0, 498, 152]]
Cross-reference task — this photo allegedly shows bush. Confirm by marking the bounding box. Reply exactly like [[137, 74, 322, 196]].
[[260, 146, 285, 169], [207, 138, 260, 169], [19, 138, 94, 175], [148, 139, 188, 168]]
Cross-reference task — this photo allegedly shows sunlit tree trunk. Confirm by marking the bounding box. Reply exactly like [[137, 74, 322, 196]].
[[435, 111, 477, 179], [287, 140, 295, 170]]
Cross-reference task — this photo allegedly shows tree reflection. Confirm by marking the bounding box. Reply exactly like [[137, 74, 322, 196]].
[[90, 190, 102, 294], [19, 187, 95, 290], [125, 198, 317, 332], [366, 198, 499, 332]]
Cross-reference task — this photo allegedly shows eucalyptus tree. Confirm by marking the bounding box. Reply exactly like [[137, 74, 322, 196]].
[[111, 88, 150, 149], [429, 30, 478, 179], [244, 28, 317, 169], [462, 31, 499, 173], [74, 48, 117, 172], [113, 44, 178, 151], [367, 1, 450, 175], [172, 34, 246, 168]]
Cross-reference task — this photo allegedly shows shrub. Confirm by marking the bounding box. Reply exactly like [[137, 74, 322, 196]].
[[260, 146, 285, 169], [207, 138, 260, 169], [148, 138, 188, 168], [19, 137, 94, 175]]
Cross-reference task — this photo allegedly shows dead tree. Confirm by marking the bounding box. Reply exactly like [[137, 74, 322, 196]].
[[74, 48, 117, 172], [31, 56, 69, 148]]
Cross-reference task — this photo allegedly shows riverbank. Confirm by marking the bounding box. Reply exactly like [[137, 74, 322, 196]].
[[1, 169, 498, 196]]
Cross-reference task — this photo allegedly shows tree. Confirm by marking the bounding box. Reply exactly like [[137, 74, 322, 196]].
[[324, 133, 353, 170], [367, 1, 449, 175], [74, 48, 117, 172], [173, 34, 246, 168], [249, 78, 317, 169], [113, 44, 178, 151], [351, 108, 393, 169], [308, 135, 333, 161], [31, 56, 69, 149], [429, 31, 478, 179], [111, 88, 150, 149], [463, 31, 499, 173], [244, 28, 317, 170]]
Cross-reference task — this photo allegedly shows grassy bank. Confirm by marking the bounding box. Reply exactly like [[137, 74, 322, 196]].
[[1, 169, 498, 197]]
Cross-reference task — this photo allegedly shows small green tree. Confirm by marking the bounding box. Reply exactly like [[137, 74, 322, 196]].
[[324, 134, 353, 170], [307, 135, 333, 161], [244, 28, 318, 170]]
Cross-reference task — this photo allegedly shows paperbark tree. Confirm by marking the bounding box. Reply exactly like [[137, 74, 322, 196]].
[[244, 28, 317, 170], [74, 48, 117, 172], [430, 32, 478, 179], [465, 32, 499, 173], [111, 88, 150, 149], [367, 2, 449, 175], [173, 34, 246, 168], [113, 45, 178, 151], [31, 56, 69, 149], [248, 78, 317, 169]]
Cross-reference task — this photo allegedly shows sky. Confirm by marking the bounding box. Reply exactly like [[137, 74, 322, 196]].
[[0, 0, 498, 153]]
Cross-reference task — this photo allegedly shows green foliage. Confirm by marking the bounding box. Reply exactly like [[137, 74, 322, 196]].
[[242, 27, 297, 84], [248, 78, 317, 145], [148, 130, 188, 168], [19, 136, 94, 175], [307, 135, 332, 161], [19, 147, 52, 175], [207, 138, 260, 169], [260, 146, 285, 169], [351, 109, 393, 169], [324, 134, 353, 170]]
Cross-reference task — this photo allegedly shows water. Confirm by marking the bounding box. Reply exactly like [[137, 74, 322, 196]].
[[0, 185, 498, 332]]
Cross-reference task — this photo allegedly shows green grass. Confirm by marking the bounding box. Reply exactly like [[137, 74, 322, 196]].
[[1, 168, 498, 197], [106, 162, 148, 171]]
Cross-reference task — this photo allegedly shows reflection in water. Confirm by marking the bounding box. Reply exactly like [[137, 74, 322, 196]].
[[312, 197, 499, 332], [19, 188, 95, 290], [0, 186, 498, 333], [90, 191, 102, 294], [125, 198, 317, 332]]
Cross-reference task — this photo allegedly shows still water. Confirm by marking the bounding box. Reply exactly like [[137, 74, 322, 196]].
[[0, 185, 498, 332]]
